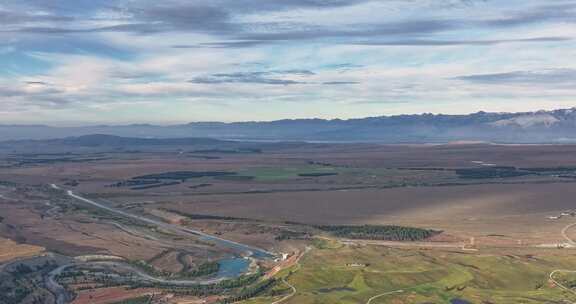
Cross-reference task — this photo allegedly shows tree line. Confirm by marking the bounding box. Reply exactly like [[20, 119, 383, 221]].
[[316, 225, 441, 241]]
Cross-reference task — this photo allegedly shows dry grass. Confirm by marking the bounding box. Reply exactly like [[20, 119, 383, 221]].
[[0, 237, 44, 263]]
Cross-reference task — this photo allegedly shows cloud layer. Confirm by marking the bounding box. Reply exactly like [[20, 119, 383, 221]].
[[1, 0, 576, 124]]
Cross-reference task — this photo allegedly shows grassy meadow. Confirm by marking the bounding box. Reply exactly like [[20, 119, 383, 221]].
[[245, 241, 576, 304]]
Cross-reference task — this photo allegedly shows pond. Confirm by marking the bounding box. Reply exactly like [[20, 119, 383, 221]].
[[216, 257, 251, 278]]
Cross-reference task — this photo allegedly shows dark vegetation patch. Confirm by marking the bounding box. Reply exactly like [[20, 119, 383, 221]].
[[455, 167, 533, 179], [214, 175, 255, 181], [126, 270, 265, 298], [131, 181, 180, 190], [63, 180, 79, 187], [453, 166, 576, 179], [132, 171, 237, 181], [0, 261, 58, 304], [316, 225, 441, 241], [396, 167, 449, 171], [189, 183, 213, 189], [7, 155, 107, 166], [189, 155, 221, 160], [179, 261, 220, 278], [109, 180, 159, 187], [191, 148, 262, 154], [275, 230, 312, 241], [110, 171, 241, 190], [317, 287, 356, 293], [111, 296, 152, 304], [298, 172, 339, 177], [450, 299, 472, 304], [161, 208, 252, 222], [0, 181, 16, 187], [398, 166, 576, 180], [127, 259, 218, 278], [520, 167, 576, 172], [219, 278, 277, 304]]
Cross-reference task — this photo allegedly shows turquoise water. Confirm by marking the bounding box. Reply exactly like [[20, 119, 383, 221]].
[[217, 257, 251, 278], [199, 235, 273, 259]]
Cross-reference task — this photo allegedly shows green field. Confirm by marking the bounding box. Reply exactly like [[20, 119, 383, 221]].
[[245, 243, 576, 304], [237, 166, 456, 184]]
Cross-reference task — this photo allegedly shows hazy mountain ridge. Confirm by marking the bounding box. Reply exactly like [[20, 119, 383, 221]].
[[2, 108, 576, 143]]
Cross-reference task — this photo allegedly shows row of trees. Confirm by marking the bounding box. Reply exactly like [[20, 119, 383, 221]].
[[219, 278, 277, 303], [317, 225, 441, 241], [127, 270, 264, 297], [179, 261, 220, 278], [455, 167, 532, 179]]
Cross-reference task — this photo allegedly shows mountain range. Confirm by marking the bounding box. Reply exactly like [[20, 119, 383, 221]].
[[2, 108, 576, 143]]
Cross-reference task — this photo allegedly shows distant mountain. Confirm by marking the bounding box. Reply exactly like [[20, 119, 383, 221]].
[[2, 108, 576, 143], [46, 134, 227, 147]]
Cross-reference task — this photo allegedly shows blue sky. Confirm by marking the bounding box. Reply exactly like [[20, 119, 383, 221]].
[[1, 0, 575, 125]]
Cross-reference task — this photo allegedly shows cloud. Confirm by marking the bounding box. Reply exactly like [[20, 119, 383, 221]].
[[172, 41, 270, 48], [322, 81, 360, 85], [454, 69, 576, 84], [482, 3, 576, 28], [5, 0, 575, 48], [232, 20, 455, 43], [353, 36, 572, 46], [190, 70, 314, 85], [25, 81, 50, 85], [2, 0, 576, 124], [0, 10, 74, 24]]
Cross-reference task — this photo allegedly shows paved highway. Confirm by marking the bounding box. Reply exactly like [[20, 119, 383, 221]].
[[51, 184, 275, 259]]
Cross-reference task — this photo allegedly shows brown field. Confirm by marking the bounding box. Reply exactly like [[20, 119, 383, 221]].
[[2, 143, 576, 271], [155, 182, 576, 245], [71, 287, 156, 304], [0, 237, 44, 263]]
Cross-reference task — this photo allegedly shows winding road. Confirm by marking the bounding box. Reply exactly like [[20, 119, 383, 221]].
[[271, 278, 296, 304], [366, 290, 405, 304], [549, 221, 576, 303], [269, 247, 310, 304], [51, 184, 274, 259], [549, 270, 576, 301], [561, 222, 576, 246]]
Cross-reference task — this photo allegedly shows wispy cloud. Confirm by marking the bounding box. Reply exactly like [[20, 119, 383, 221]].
[[353, 37, 572, 46], [322, 81, 360, 85], [454, 69, 576, 85], [190, 70, 314, 85], [1, 0, 576, 124]]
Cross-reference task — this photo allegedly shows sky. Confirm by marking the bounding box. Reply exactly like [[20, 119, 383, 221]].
[[1, 0, 576, 125]]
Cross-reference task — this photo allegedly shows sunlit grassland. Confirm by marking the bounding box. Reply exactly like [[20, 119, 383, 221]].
[[243, 243, 576, 304]]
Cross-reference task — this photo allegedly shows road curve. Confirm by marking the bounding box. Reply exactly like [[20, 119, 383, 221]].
[[548, 221, 576, 303], [561, 222, 576, 246], [268, 247, 310, 304], [549, 270, 576, 303], [271, 278, 296, 304], [366, 290, 404, 304], [51, 184, 275, 259]]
